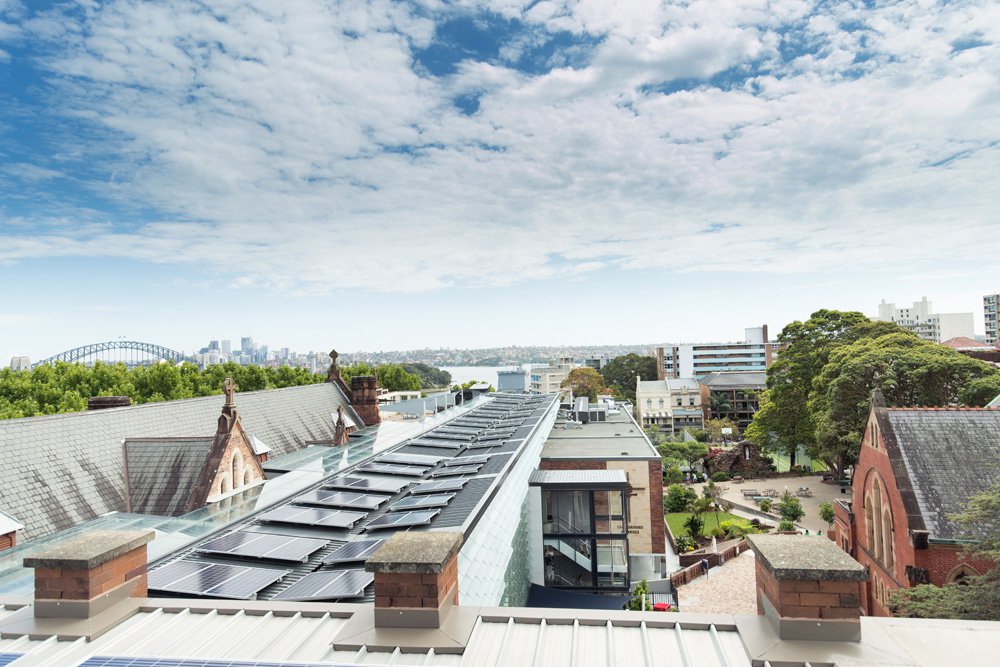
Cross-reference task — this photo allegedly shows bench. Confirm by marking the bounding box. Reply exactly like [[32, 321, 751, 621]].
[[741, 489, 760, 498]]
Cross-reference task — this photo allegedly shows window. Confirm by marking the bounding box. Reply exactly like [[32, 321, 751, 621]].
[[864, 472, 895, 572], [659, 398, 664, 408], [541, 487, 629, 591], [688, 396, 695, 406], [231, 451, 243, 490]]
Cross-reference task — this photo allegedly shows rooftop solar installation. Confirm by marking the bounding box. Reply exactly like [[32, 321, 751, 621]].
[[389, 493, 455, 510], [148, 560, 289, 600], [323, 475, 411, 494], [364, 509, 439, 531], [377, 452, 443, 466], [356, 462, 429, 477], [259, 506, 366, 529], [435, 426, 483, 435], [444, 454, 490, 466], [478, 430, 516, 441], [422, 431, 476, 442], [321, 539, 385, 565], [0, 655, 22, 667], [271, 568, 374, 602], [466, 440, 504, 449], [406, 438, 465, 450], [294, 489, 387, 510], [431, 464, 482, 477], [196, 532, 328, 563], [410, 478, 468, 494]]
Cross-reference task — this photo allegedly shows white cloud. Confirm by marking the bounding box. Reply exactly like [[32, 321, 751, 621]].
[[1, 0, 998, 296]]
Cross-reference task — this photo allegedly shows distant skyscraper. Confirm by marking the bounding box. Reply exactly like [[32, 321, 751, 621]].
[[208, 340, 220, 351], [985, 294, 999, 344], [221, 340, 231, 355], [241, 337, 253, 355], [875, 297, 974, 343]]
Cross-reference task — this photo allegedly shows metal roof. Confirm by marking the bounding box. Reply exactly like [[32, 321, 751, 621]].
[[529, 470, 628, 486], [699, 372, 767, 389]]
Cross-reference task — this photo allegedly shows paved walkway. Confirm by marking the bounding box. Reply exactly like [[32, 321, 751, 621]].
[[677, 550, 757, 615], [692, 474, 845, 533]]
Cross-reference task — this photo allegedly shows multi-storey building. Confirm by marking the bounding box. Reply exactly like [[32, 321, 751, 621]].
[[985, 293, 999, 344], [635, 377, 703, 435], [530, 357, 575, 393], [659, 326, 776, 379], [875, 297, 974, 343], [699, 371, 767, 434]]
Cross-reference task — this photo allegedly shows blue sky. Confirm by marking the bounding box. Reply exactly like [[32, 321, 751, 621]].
[[1, 0, 999, 360]]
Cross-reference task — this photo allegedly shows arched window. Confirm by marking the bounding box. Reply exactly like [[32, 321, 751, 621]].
[[244, 469, 253, 486], [231, 451, 243, 490], [946, 564, 980, 585], [873, 482, 883, 560], [882, 509, 894, 570], [220, 475, 231, 494], [864, 471, 895, 571]]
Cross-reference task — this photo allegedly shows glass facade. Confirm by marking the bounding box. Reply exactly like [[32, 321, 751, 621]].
[[541, 488, 629, 591]]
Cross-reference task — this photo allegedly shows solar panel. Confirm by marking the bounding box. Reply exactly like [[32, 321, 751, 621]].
[[0, 655, 22, 667], [407, 438, 464, 450], [478, 430, 515, 441], [445, 454, 490, 466], [323, 475, 411, 494], [421, 431, 475, 442], [196, 532, 328, 562], [148, 560, 288, 599], [259, 506, 366, 529], [377, 452, 443, 466], [272, 568, 374, 601], [294, 489, 387, 510], [466, 440, 503, 449], [389, 493, 455, 510], [364, 510, 439, 531], [321, 539, 385, 565], [356, 462, 429, 477], [431, 464, 481, 477], [409, 479, 467, 494], [435, 426, 483, 436]]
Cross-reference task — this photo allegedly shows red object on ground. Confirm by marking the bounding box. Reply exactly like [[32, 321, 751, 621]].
[[653, 602, 671, 612]]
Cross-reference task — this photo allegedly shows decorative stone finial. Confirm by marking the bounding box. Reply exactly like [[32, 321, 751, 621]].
[[223, 377, 237, 406]]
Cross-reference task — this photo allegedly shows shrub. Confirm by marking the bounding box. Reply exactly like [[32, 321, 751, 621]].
[[719, 519, 758, 539], [683, 513, 705, 539], [675, 535, 697, 552], [626, 578, 650, 611], [758, 498, 772, 513], [819, 500, 836, 528], [777, 492, 805, 523], [664, 484, 697, 512], [707, 526, 726, 539], [778, 520, 796, 532], [710, 471, 729, 482], [663, 466, 684, 485]]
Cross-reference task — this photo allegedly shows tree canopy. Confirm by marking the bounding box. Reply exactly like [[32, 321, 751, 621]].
[[745, 310, 1000, 476], [599, 353, 659, 400], [560, 367, 606, 402], [400, 363, 451, 389]]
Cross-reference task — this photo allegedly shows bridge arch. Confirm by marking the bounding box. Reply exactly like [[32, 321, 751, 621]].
[[32, 341, 197, 368]]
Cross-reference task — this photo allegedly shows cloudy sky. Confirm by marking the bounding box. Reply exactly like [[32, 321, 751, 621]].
[[1, 0, 998, 360]]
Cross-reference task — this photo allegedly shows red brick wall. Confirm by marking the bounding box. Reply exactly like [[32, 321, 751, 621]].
[[34, 545, 148, 600], [755, 559, 861, 620], [914, 544, 994, 587], [374, 556, 458, 609], [648, 460, 665, 554], [351, 376, 381, 426]]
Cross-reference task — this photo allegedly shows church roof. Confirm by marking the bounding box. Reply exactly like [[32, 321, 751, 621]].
[[123, 438, 214, 516], [0, 383, 357, 541]]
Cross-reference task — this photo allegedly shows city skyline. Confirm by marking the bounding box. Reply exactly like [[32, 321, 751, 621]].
[[2, 2, 999, 361]]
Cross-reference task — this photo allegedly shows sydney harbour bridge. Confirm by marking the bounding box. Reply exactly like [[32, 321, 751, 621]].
[[31, 340, 197, 369]]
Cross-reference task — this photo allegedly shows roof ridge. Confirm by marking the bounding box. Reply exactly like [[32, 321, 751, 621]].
[[886, 406, 1000, 411]]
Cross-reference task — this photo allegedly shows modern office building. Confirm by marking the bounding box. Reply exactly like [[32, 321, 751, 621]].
[[875, 297, 974, 343], [699, 371, 768, 434], [985, 293, 999, 344], [497, 367, 529, 392], [635, 377, 704, 435], [530, 357, 575, 393], [659, 326, 776, 379]]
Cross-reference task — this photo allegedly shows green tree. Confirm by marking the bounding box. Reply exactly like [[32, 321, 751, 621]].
[[683, 513, 705, 539], [705, 418, 740, 443], [959, 375, 1000, 407], [560, 367, 605, 402], [891, 470, 1000, 620], [819, 501, 836, 530], [400, 363, 451, 388], [776, 492, 805, 523], [376, 364, 422, 392], [664, 484, 696, 512], [599, 354, 658, 401]]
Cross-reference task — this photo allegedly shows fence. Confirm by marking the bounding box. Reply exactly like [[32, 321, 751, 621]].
[[670, 539, 750, 589]]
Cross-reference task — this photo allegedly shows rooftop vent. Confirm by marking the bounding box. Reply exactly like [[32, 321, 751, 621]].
[[87, 396, 131, 410]]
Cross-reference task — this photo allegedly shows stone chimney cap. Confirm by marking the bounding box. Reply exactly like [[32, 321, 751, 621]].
[[365, 532, 463, 575], [748, 534, 868, 582], [24, 530, 155, 570]]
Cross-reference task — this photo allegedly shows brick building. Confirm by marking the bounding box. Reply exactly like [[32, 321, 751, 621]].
[[834, 392, 998, 616]]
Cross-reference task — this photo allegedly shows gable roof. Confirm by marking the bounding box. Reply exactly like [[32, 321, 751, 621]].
[[940, 336, 995, 350], [881, 408, 1000, 541], [123, 438, 214, 516], [699, 371, 768, 389], [0, 382, 357, 541]]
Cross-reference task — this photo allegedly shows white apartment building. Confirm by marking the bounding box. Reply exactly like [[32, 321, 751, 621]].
[[635, 377, 703, 435], [986, 293, 999, 344], [660, 325, 776, 379], [875, 297, 974, 343], [530, 357, 576, 393], [8, 356, 30, 371]]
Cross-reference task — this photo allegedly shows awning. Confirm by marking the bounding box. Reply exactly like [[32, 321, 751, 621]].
[[525, 583, 631, 610]]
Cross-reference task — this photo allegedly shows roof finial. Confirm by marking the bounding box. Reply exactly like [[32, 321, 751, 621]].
[[223, 377, 237, 407]]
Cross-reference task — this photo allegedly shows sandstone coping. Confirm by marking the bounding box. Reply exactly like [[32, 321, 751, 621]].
[[747, 534, 867, 582], [24, 530, 154, 570], [366, 532, 463, 574]]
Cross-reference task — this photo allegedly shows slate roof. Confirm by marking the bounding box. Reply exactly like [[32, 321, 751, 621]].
[[699, 371, 767, 389], [0, 382, 357, 541], [123, 438, 214, 516], [883, 409, 1000, 541]]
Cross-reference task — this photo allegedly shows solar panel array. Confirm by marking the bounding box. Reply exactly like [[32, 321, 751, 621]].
[[444, 454, 490, 466], [196, 532, 328, 563], [377, 452, 443, 466], [293, 489, 387, 510], [356, 462, 429, 477], [149, 561, 289, 599], [389, 493, 455, 511], [409, 479, 467, 494], [321, 539, 385, 565], [323, 475, 411, 494], [364, 510, 439, 531], [259, 506, 366, 529], [271, 568, 374, 601], [431, 464, 482, 477]]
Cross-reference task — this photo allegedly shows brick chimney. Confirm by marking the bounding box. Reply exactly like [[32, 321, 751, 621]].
[[23, 530, 154, 619], [748, 534, 868, 642], [365, 531, 462, 629], [351, 375, 381, 427]]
